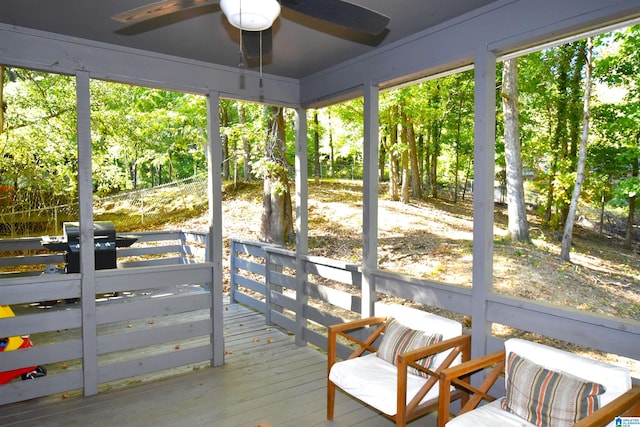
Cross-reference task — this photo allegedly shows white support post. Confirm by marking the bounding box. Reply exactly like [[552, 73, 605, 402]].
[[206, 90, 225, 367], [362, 82, 379, 319], [471, 47, 497, 359], [76, 70, 98, 396], [294, 107, 308, 346]]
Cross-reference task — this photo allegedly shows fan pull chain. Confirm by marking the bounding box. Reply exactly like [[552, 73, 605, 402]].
[[238, 0, 244, 67], [259, 31, 263, 88]]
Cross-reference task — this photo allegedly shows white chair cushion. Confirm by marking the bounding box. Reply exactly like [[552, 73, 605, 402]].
[[329, 353, 441, 416], [447, 399, 536, 426], [330, 304, 463, 416]]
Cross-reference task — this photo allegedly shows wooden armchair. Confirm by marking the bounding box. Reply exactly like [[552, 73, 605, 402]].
[[327, 303, 471, 427], [438, 338, 640, 427]]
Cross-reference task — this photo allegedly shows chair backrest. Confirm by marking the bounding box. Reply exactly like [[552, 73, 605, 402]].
[[375, 303, 463, 368], [504, 338, 632, 408]]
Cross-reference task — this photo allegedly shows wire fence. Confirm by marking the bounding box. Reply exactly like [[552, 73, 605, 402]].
[[0, 174, 209, 237]]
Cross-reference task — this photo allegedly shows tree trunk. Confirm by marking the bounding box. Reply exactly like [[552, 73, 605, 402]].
[[260, 106, 294, 246], [408, 120, 421, 199], [625, 147, 638, 249], [400, 114, 410, 204], [502, 58, 531, 244], [313, 111, 321, 179], [378, 136, 386, 182], [561, 38, 593, 261], [237, 103, 252, 181], [388, 106, 400, 201], [430, 122, 441, 199], [220, 104, 230, 180]]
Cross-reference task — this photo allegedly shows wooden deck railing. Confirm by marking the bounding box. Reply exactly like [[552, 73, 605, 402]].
[[229, 238, 640, 375], [1, 234, 638, 406], [0, 231, 218, 405]]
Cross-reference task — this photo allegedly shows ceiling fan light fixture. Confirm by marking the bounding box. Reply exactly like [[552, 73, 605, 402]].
[[220, 0, 281, 32]]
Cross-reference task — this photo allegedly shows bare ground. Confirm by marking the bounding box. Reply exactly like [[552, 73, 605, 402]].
[[173, 179, 640, 373]]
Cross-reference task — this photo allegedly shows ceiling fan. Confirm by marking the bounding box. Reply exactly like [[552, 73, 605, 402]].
[[112, 0, 390, 61]]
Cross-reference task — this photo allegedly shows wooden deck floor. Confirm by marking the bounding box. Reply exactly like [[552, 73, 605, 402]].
[[0, 302, 439, 427]]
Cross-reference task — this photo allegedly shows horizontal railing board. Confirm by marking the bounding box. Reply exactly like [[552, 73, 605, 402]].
[[97, 345, 213, 384], [304, 262, 361, 285], [266, 252, 297, 269], [0, 274, 81, 305], [0, 253, 64, 267], [232, 274, 266, 294], [304, 304, 348, 329], [233, 257, 266, 276], [128, 231, 182, 243], [97, 319, 212, 354], [95, 264, 213, 293], [303, 328, 329, 353], [0, 237, 43, 252], [303, 254, 361, 271], [268, 269, 296, 288], [231, 239, 270, 257], [269, 291, 296, 312], [486, 294, 640, 360], [96, 294, 211, 324], [117, 245, 182, 257], [117, 257, 184, 268], [374, 269, 473, 314], [269, 310, 295, 332], [0, 370, 83, 406], [0, 309, 81, 336], [0, 340, 82, 370], [182, 231, 208, 244], [304, 281, 361, 312], [232, 292, 265, 314]]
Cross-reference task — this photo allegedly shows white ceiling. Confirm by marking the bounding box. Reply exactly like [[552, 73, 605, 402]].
[[0, 0, 498, 79]]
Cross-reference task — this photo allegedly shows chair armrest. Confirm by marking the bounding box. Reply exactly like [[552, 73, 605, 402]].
[[327, 316, 387, 369], [437, 349, 506, 427], [573, 386, 640, 427], [328, 316, 387, 335], [440, 349, 505, 383], [395, 334, 471, 425], [400, 334, 472, 372]]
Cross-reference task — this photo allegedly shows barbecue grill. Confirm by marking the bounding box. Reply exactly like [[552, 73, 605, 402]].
[[41, 221, 137, 273]]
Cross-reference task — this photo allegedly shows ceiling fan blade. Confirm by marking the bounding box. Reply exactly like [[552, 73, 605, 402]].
[[112, 0, 218, 24], [242, 28, 273, 59], [280, 0, 389, 35]]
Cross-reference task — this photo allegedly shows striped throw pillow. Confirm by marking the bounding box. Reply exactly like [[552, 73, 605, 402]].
[[376, 317, 442, 378], [502, 352, 606, 427]]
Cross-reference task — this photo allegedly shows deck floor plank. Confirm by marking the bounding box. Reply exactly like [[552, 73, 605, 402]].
[[0, 302, 435, 427]]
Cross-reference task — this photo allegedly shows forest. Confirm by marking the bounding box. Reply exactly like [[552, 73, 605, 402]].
[[0, 25, 639, 246]]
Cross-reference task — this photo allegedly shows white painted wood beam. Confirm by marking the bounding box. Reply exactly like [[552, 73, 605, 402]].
[[362, 82, 379, 319], [206, 90, 225, 366], [76, 70, 98, 396], [471, 47, 497, 360], [294, 107, 308, 346]]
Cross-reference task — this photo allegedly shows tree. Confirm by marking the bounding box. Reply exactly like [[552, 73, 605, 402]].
[[595, 25, 640, 248], [501, 58, 531, 243], [313, 110, 321, 179], [561, 38, 593, 261], [256, 106, 294, 245]]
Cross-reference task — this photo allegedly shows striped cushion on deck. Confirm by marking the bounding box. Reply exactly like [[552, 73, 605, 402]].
[[376, 317, 442, 378], [502, 352, 606, 427]]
